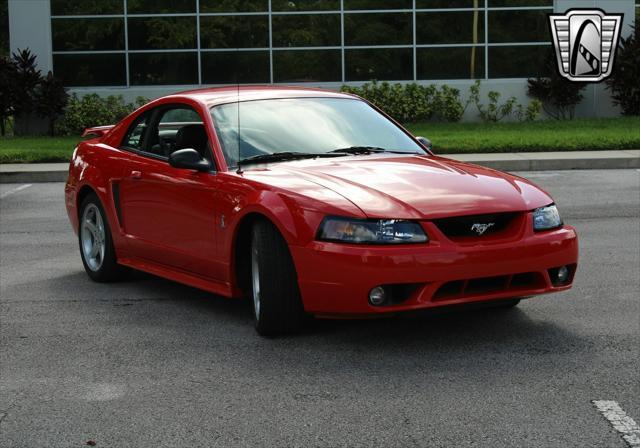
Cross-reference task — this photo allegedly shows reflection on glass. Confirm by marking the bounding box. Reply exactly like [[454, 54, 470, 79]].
[[345, 13, 412, 45], [129, 52, 198, 85], [200, 0, 268, 13], [200, 16, 269, 48], [489, 10, 550, 43], [127, 0, 196, 14], [345, 0, 412, 10], [346, 48, 413, 81], [52, 18, 124, 51], [272, 0, 340, 11], [417, 47, 484, 79], [273, 50, 341, 82], [211, 98, 424, 167], [417, 11, 484, 45], [489, 45, 548, 78], [202, 51, 270, 84], [128, 17, 196, 50], [489, 0, 552, 6], [416, 0, 479, 7], [51, 0, 122, 15], [272, 15, 341, 47], [53, 54, 126, 86]]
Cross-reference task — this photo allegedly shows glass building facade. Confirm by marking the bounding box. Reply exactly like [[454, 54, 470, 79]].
[[49, 0, 559, 87]]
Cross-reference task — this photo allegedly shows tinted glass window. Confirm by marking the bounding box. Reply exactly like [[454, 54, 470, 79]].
[[416, 12, 484, 45], [489, 0, 552, 6], [416, 0, 479, 7], [122, 111, 153, 150], [346, 48, 413, 81], [51, 0, 122, 15], [200, 0, 268, 13], [489, 45, 548, 78], [202, 51, 270, 84], [344, 0, 412, 10], [127, 0, 196, 14], [128, 17, 196, 50], [201, 51, 270, 83], [273, 50, 341, 82], [488, 10, 550, 43], [200, 16, 269, 48], [53, 54, 126, 86], [211, 98, 424, 168], [417, 47, 484, 80], [160, 108, 202, 123], [345, 13, 412, 45], [272, 0, 339, 11], [129, 53, 198, 85], [272, 14, 341, 47], [52, 18, 125, 51]]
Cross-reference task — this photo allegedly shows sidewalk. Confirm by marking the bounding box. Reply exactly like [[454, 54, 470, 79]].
[[1, 150, 638, 183]]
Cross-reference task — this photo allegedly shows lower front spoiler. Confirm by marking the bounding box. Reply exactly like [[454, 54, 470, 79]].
[[290, 225, 578, 316]]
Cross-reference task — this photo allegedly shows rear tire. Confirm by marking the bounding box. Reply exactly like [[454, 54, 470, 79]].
[[250, 220, 305, 336], [78, 192, 125, 282]]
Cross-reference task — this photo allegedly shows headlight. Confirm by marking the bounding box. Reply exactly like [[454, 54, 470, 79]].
[[533, 204, 562, 231], [317, 217, 428, 244]]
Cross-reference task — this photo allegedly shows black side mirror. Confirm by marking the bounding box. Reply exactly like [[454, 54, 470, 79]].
[[169, 148, 210, 172], [416, 136, 433, 152]]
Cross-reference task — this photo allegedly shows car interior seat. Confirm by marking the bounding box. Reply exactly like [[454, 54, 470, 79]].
[[174, 124, 210, 162]]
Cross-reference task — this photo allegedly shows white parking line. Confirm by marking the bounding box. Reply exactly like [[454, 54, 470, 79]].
[[0, 184, 32, 199], [593, 400, 640, 447]]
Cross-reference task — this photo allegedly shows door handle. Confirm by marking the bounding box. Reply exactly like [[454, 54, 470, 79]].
[[130, 171, 142, 179]]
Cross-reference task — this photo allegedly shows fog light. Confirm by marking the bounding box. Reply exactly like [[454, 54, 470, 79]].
[[369, 287, 386, 306], [557, 265, 569, 283]]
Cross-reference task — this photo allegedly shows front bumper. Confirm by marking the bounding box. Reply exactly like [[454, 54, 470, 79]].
[[290, 216, 578, 315]]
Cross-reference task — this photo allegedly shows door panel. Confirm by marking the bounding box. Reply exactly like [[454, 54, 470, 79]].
[[119, 153, 223, 281]]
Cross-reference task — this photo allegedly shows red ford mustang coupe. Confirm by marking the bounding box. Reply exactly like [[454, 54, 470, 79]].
[[65, 86, 578, 336]]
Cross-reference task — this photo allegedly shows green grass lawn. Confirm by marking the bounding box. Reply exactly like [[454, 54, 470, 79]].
[[1, 117, 639, 163], [405, 117, 640, 153], [0, 135, 82, 163]]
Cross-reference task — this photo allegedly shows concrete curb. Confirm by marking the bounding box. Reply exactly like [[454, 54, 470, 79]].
[[1, 150, 638, 183]]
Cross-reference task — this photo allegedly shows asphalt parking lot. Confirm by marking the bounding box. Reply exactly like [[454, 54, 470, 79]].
[[1, 169, 639, 447]]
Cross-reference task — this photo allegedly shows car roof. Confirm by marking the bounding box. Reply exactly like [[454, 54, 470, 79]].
[[163, 85, 358, 107]]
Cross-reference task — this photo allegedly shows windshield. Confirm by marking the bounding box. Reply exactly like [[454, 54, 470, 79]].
[[210, 97, 426, 168]]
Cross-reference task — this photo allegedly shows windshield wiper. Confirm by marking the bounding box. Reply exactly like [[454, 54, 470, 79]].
[[328, 146, 422, 155], [237, 151, 344, 167]]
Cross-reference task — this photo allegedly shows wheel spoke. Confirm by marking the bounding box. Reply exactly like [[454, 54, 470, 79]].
[[84, 220, 97, 235]]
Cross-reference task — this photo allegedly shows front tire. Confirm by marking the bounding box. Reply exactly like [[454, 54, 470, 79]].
[[78, 192, 125, 282], [250, 220, 305, 336]]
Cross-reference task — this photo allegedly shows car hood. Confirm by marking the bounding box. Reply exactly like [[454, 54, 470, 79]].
[[243, 154, 554, 219]]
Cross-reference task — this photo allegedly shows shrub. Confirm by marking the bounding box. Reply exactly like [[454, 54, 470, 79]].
[[527, 52, 586, 120], [0, 49, 69, 136], [606, 25, 640, 116], [468, 80, 540, 122], [56, 94, 148, 136], [36, 71, 68, 136], [341, 81, 464, 123]]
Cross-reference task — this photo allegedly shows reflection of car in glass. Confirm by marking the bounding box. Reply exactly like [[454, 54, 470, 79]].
[[65, 87, 578, 336]]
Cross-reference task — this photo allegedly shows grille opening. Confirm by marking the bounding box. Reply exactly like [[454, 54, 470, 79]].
[[432, 271, 545, 302], [433, 280, 465, 300], [466, 275, 509, 295], [512, 272, 542, 288], [433, 212, 518, 238]]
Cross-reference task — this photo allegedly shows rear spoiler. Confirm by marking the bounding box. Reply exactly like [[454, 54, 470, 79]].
[[81, 125, 115, 138]]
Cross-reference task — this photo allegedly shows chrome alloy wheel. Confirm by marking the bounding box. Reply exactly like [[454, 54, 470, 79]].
[[80, 203, 106, 272], [251, 241, 261, 320]]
